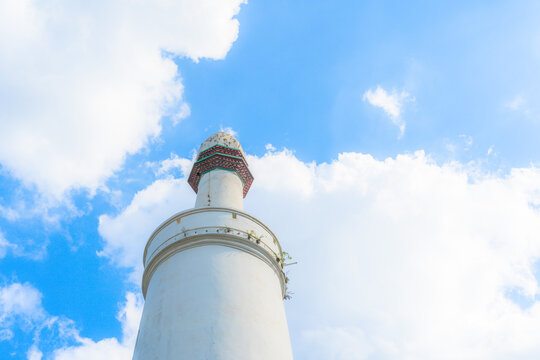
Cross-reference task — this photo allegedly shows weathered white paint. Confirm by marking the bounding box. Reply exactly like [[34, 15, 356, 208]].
[[134, 246, 292, 360], [198, 132, 246, 157], [195, 169, 244, 210], [133, 132, 293, 360]]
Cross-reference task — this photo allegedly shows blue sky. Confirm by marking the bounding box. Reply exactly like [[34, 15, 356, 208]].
[[176, 0, 540, 166], [1, 1, 540, 359]]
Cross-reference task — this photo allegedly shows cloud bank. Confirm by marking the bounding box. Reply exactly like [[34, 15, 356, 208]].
[[52, 292, 143, 360], [0, 282, 45, 341], [0, 0, 246, 199], [0, 280, 143, 360], [98, 147, 540, 359]]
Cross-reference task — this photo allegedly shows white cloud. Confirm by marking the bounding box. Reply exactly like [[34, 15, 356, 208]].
[[54, 338, 130, 360], [98, 148, 540, 359], [0, 229, 48, 261], [302, 327, 373, 360], [444, 134, 474, 155], [173, 103, 192, 125], [505, 94, 534, 117], [363, 86, 413, 137], [0, 0, 246, 199], [0, 281, 78, 355], [249, 150, 540, 360], [0, 231, 16, 259], [152, 154, 194, 177], [52, 292, 143, 360], [459, 134, 473, 148], [0, 280, 143, 359], [98, 178, 195, 281], [0, 205, 21, 222], [219, 126, 238, 137], [27, 345, 43, 360], [0, 282, 45, 340], [505, 95, 526, 111], [0, 282, 44, 320]]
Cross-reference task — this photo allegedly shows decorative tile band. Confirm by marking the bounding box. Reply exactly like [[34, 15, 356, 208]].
[[188, 145, 254, 197]]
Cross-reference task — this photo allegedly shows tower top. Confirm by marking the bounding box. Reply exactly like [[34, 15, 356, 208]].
[[188, 132, 254, 198], [198, 131, 246, 157]]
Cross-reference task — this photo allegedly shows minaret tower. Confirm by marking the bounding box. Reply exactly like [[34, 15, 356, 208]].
[[133, 132, 294, 359]]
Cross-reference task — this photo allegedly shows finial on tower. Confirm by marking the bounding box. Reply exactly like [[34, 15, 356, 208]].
[[188, 132, 254, 199]]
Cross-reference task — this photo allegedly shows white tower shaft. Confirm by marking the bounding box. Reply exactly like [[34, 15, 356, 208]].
[[133, 132, 293, 360], [194, 169, 244, 210]]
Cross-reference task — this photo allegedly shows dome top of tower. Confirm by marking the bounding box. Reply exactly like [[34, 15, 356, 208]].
[[199, 132, 245, 157]]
